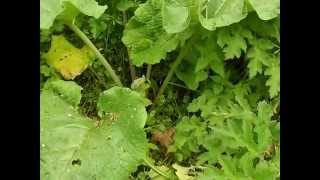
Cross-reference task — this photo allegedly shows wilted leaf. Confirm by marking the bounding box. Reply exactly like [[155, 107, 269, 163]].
[[45, 35, 95, 80]]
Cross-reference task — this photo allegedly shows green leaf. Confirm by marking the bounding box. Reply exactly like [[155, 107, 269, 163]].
[[198, 0, 248, 31], [116, 0, 137, 11], [169, 116, 208, 161], [265, 58, 280, 98], [247, 38, 274, 78], [198, 153, 278, 180], [41, 83, 150, 179], [97, 87, 151, 128], [162, 0, 190, 33], [247, 0, 280, 20], [40, 0, 107, 29], [217, 24, 252, 59], [43, 79, 83, 106], [122, 0, 192, 66], [196, 34, 225, 77], [175, 58, 208, 90], [241, 13, 280, 41]]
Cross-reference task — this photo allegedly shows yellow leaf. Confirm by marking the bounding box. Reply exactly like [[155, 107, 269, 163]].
[[172, 164, 194, 180], [45, 35, 95, 80]]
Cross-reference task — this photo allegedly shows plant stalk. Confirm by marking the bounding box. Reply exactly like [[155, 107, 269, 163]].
[[146, 64, 152, 80], [123, 11, 137, 81], [143, 158, 170, 179], [67, 23, 123, 87], [153, 47, 188, 103]]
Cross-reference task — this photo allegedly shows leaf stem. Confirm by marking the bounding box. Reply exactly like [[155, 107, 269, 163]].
[[146, 64, 152, 81], [67, 23, 123, 87], [143, 158, 170, 179], [154, 47, 189, 103], [123, 11, 137, 81]]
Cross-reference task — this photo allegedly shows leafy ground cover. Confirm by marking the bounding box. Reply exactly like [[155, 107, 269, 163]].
[[40, 0, 280, 179]]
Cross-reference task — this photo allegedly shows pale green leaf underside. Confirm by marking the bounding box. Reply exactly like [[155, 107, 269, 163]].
[[248, 0, 280, 20], [162, 1, 190, 33], [198, 0, 248, 31], [40, 0, 107, 29], [41, 82, 149, 180]]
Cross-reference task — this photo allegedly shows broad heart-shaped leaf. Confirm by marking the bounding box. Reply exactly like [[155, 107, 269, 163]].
[[247, 0, 280, 20], [198, 0, 248, 31], [162, 0, 190, 33], [41, 81, 150, 180], [40, 0, 107, 29], [45, 35, 95, 80], [122, 0, 192, 66], [97, 87, 151, 129]]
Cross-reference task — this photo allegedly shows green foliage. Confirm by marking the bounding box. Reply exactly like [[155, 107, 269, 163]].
[[41, 81, 151, 179], [40, 0, 280, 179], [40, 0, 107, 29], [198, 0, 248, 31], [217, 24, 253, 59], [168, 116, 208, 162]]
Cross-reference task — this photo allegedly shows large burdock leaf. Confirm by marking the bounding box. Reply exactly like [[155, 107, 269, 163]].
[[198, 0, 248, 31], [40, 0, 107, 29], [122, 0, 192, 66], [41, 81, 150, 180], [247, 0, 280, 20], [45, 35, 95, 80]]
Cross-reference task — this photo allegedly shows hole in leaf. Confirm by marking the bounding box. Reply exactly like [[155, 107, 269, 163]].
[[72, 159, 81, 166]]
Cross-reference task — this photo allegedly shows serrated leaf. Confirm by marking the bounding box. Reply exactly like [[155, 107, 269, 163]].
[[217, 24, 252, 59], [45, 35, 95, 80], [122, 0, 192, 66], [175, 59, 208, 90], [196, 34, 225, 77], [247, 0, 280, 20], [198, 0, 248, 31], [265, 58, 280, 98], [40, 0, 107, 29], [247, 38, 274, 78], [41, 83, 150, 180], [169, 116, 208, 161]]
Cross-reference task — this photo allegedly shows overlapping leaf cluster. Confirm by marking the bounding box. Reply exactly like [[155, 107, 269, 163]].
[[40, 0, 280, 179], [123, 0, 279, 97]]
